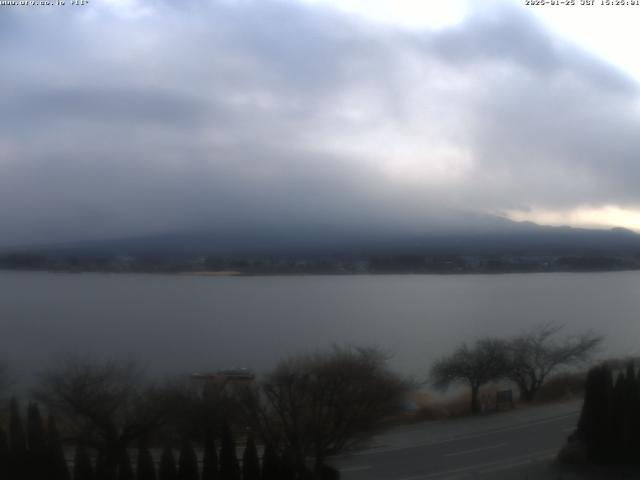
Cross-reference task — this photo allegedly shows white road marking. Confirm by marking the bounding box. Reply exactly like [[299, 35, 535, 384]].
[[443, 442, 507, 457]]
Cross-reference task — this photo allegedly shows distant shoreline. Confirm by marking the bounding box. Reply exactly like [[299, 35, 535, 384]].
[[2, 267, 640, 277], [178, 270, 244, 276]]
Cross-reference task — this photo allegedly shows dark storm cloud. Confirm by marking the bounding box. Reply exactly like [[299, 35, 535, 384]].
[[1, 0, 640, 246]]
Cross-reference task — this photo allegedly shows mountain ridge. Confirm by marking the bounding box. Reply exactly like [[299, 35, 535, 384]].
[[3, 214, 640, 259]]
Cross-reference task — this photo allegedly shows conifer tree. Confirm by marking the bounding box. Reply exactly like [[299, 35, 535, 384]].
[[0, 426, 9, 480], [178, 439, 198, 480], [47, 413, 71, 480], [219, 424, 240, 480], [96, 448, 120, 480], [95, 446, 119, 480], [117, 450, 135, 480], [260, 444, 279, 480], [137, 439, 156, 480], [201, 428, 219, 480], [241, 436, 260, 480], [575, 363, 640, 465], [578, 365, 615, 463], [577, 367, 597, 459], [279, 450, 296, 480], [27, 403, 46, 451], [626, 364, 640, 463], [159, 447, 178, 480], [95, 450, 107, 480], [73, 445, 95, 480], [9, 398, 26, 453], [611, 372, 626, 462], [27, 403, 48, 480], [634, 368, 640, 463], [599, 365, 614, 464], [9, 397, 27, 478]]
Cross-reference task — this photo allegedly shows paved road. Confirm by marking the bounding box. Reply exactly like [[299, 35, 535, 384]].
[[331, 402, 582, 480]]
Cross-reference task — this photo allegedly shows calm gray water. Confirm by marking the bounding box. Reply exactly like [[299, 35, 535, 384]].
[[2, 270, 640, 387]]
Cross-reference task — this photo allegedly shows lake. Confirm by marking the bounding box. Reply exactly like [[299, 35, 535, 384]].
[[2, 270, 639, 388]]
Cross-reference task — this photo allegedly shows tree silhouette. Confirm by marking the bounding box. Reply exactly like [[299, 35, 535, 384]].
[[241, 436, 260, 480], [577, 364, 615, 463], [73, 445, 95, 480], [137, 438, 157, 480], [431, 339, 509, 414], [623, 363, 640, 460], [279, 451, 295, 480], [0, 426, 9, 480], [241, 346, 407, 474], [35, 357, 179, 478], [95, 449, 107, 480], [27, 403, 47, 480], [201, 428, 219, 480], [219, 424, 240, 480], [95, 449, 111, 480], [260, 444, 279, 480], [9, 398, 27, 478], [506, 324, 602, 402], [610, 372, 625, 462], [47, 413, 71, 480], [159, 447, 178, 480], [178, 439, 199, 480], [117, 450, 135, 480]]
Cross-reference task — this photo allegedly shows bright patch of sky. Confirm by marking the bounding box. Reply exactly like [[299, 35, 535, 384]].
[[507, 205, 640, 232], [299, 0, 640, 82]]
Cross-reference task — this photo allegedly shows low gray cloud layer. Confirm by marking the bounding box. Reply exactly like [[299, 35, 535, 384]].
[[1, 0, 639, 246]]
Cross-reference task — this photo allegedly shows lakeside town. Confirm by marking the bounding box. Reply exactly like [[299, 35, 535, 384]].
[[3, 251, 640, 275]]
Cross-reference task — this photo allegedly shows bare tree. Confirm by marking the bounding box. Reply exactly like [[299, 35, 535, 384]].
[[34, 356, 181, 480], [506, 324, 603, 402], [160, 377, 243, 442], [239, 346, 408, 476], [430, 338, 510, 414]]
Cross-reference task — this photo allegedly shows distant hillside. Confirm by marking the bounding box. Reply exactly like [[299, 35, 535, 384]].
[[3, 215, 640, 259]]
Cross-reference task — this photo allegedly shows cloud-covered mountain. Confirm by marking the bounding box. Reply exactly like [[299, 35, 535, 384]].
[[15, 213, 640, 260], [1, 1, 640, 247]]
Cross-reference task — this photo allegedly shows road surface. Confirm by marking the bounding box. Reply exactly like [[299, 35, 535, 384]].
[[331, 401, 582, 479]]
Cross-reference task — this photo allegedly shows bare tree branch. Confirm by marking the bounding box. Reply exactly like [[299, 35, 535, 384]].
[[506, 324, 603, 402], [239, 346, 408, 475], [33, 355, 181, 479], [430, 338, 510, 414]]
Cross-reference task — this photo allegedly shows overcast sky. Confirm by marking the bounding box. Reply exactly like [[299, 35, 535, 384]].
[[2, 0, 640, 246]]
